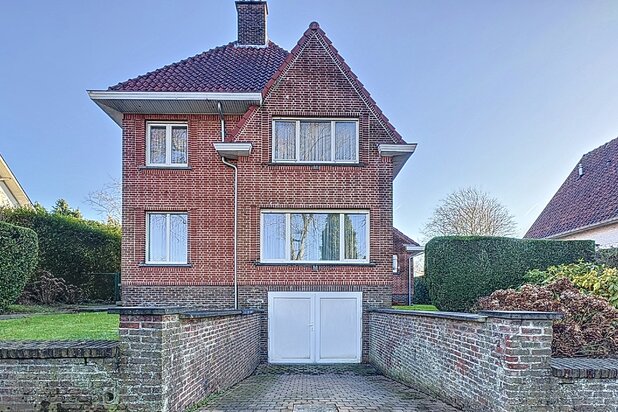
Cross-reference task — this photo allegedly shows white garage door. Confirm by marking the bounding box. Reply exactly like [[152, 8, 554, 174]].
[[268, 292, 362, 364]]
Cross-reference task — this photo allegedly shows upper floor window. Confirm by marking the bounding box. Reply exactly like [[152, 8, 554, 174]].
[[146, 212, 188, 264], [272, 119, 358, 163], [146, 123, 188, 167], [261, 210, 369, 264]]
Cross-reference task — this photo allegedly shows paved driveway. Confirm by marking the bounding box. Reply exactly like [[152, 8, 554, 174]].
[[197, 364, 460, 412]]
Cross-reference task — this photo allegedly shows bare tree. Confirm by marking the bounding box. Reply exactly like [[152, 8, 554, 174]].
[[85, 177, 121, 225], [423, 187, 516, 238]]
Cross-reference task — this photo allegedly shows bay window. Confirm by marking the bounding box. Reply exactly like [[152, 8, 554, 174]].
[[272, 119, 358, 163], [146, 212, 188, 264], [146, 123, 188, 167], [261, 210, 369, 263]]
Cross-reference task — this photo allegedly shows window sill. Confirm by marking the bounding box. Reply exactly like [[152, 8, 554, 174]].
[[254, 261, 376, 267], [264, 162, 366, 168], [139, 165, 192, 170], [138, 263, 193, 268]]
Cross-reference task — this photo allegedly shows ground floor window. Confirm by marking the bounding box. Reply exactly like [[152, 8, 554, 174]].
[[261, 210, 369, 263], [146, 212, 188, 264]]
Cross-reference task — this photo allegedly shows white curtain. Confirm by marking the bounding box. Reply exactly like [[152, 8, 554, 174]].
[[262, 213, 286, 260], [149, 127, 167, 164], [274, 121, 296, 160], [171, 126, 187, 164], [148, 214, 167, 262], [335, 121, 356, 161], [299, 122, 331, 162], [169, 214, 188, 262]]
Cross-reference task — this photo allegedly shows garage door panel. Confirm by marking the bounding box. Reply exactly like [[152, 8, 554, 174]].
[[317, 297, 360, 362], [270, 296, 313, 362]]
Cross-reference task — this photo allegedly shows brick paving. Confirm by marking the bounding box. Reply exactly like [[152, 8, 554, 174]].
[[197, 364, 460, 412]]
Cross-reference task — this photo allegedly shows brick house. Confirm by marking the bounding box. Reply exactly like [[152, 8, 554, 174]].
[[90, 0, 416, 363], [526, 136, 618, 248], [392, 228, 423, 305]]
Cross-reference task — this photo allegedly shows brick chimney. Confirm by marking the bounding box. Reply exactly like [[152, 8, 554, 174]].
[[236, 0, 268, 46]]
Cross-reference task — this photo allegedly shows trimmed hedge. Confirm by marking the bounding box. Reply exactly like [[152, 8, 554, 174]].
[[0, 221, 38, 309], [412, 277, 431, 305], [425, 236, 595, 312], [0, 207, 120, 302]]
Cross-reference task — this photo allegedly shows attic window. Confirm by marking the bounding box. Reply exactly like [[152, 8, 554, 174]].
[[272, 119, 358, 163], [146, 123, 188, 167]]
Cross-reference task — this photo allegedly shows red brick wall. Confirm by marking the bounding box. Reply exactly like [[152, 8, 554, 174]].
[[392, 237, 413, 305], [120, 28, 401, 306]]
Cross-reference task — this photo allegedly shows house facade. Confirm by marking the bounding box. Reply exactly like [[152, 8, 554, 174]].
[[90, 0, 415, 363], [392, 228, 423, 305], [526, 136, 618, 248], [0, 153, 31, 209]]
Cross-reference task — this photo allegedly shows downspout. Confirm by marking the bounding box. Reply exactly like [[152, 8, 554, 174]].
[[408, 256, 413, 306], [218, 102, 239, 310]]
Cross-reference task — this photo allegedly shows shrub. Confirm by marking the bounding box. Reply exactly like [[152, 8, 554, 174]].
[[477, 279, 618, 357], [0, 206, 120, 302], [424, 236, 595, 312], [526, 262, 618, 307], [19, 271, 84, 305], [412, 277, 431, 305], [597, 247, 618, 269], [0, 221, 38, 310]]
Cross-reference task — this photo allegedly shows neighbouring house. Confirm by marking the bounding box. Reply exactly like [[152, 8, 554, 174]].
[[0, 153, 31, 208], [89, 0, 416, 363], [392, 228, 423, 305], [526, 136, 618, 248]]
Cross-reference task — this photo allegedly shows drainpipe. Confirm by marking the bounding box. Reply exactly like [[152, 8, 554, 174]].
[[218, 102, 239, 310], [408, 256, 413, 306]]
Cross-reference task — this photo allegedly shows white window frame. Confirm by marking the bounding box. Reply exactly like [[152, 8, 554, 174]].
[[271, 118, 359, 164], [392, 254, 398, 273], [260, 209, 370, 264], [146, 122, 188, 167], [145, 212, 188, 264]]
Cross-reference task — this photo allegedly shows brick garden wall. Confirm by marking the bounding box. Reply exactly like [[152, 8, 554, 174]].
[[368, 309, 618, 412], [0, 341, 120, 411]]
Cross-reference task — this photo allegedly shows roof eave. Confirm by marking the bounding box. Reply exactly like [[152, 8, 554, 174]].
[[405, 245, 424, 256], [544, 216, 618, 240], [0, 154, 32, 207], [378, 143, 417, 178], [87, 91, 263, 127]]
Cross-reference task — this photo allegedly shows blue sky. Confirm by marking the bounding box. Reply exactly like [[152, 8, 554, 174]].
[[1, 0, 617, 242]]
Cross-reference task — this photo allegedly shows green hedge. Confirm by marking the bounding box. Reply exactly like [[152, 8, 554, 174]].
[[424, 236, 595, 312], [0, 207, 120, 302], [0, 221, 38, 309], [412, 277, 431, 305]]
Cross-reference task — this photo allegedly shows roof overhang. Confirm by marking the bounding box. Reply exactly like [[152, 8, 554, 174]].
[[87, 91, 263, 126], [546, 216, 618, 240], [378, 143, 417, 178], [213, 142, 253, 159], [0, 154, 31, 207], [405, 244, 424, 257]]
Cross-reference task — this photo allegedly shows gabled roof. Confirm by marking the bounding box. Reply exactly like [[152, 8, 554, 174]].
[[0, 153, 31, 208], [393, 227, 420, 248], [109, 42, 289, 93], [525, 136, 618, 239]]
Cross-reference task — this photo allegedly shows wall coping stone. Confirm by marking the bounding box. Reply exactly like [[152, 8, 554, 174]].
[[550, 357, 618, 379], [370, 308, 487, 323], [479, 310, 563, 320], [108, 306, 190, 315], [180, 309, 260, 319], [0, 340, 119, 359]]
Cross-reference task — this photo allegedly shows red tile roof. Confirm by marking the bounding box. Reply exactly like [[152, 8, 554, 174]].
[[393, 227, 420, 247], [525, 136, 618, 239], [109, 42, 289, 93]]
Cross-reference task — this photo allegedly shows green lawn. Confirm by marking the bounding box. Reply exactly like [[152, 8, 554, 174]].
[[393, 304, 439, 311], [0, 312, 119, 341]]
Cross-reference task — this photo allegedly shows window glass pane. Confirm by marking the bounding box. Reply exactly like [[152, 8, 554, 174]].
[[149, 126, 167, 164], [344, 214, 367, 260], [335, 121, 356, 161], [169, 214, 188, 263], [148, 214, 167, 262], [299, 122, 331, 161], [290, 213, 340, 261], [171, 126, 187, 164], [262, 213, 286, 260], [274, 121, 296, 160]]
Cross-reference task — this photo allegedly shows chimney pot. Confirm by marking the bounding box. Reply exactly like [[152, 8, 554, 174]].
[[236, 0, 268, 46]]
